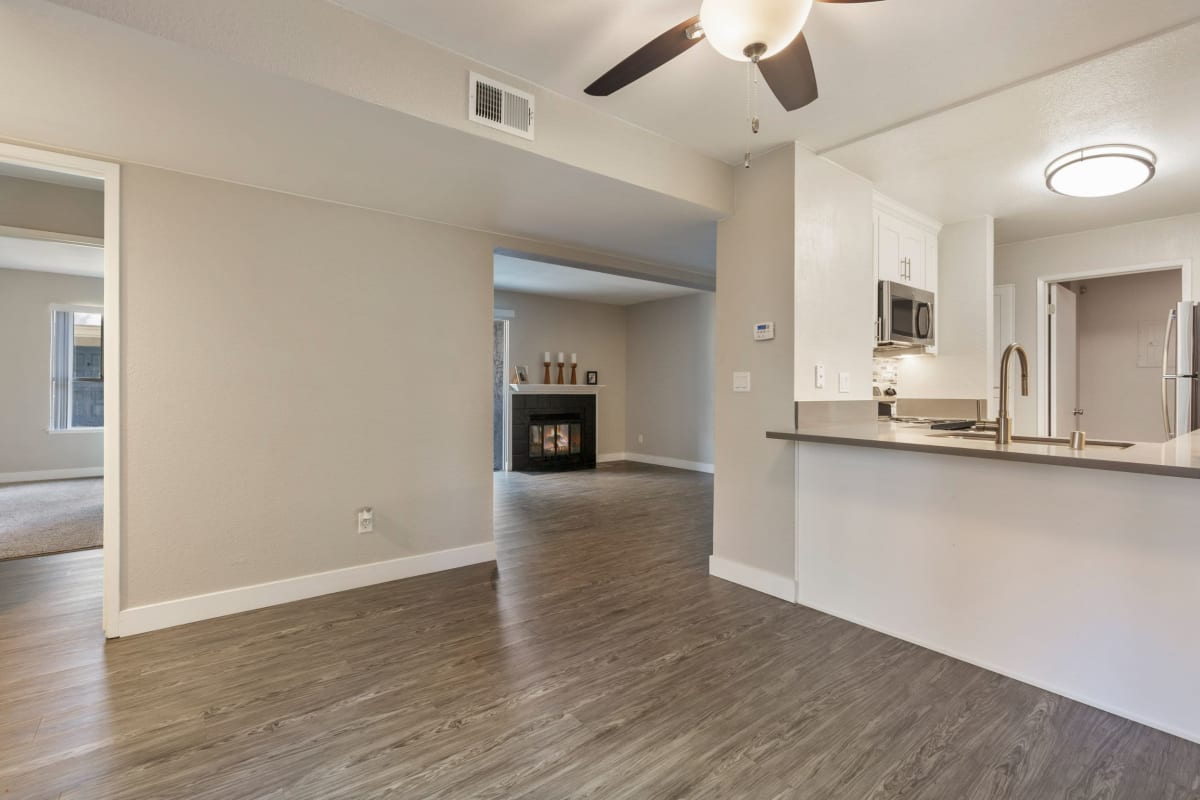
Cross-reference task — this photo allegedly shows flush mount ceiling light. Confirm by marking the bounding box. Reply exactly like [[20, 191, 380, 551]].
[[1045, 144, 1157, 198]]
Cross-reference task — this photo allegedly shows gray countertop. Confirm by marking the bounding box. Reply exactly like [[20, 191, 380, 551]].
[[767, 420, 1200, 480]]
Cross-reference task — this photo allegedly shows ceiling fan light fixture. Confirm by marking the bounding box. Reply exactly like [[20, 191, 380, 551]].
[[1045, 144, 1157, 198], [699, 0, 815, 61]]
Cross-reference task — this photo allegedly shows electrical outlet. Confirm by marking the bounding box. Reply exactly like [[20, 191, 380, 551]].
[[637, 433, 644, 444], [815, 363, 825, 389], [357, 507, 374, 534], [838, 372, 850, 394]]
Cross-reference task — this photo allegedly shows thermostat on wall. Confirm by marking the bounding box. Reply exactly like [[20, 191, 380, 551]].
[[753, 322, 775, 341]]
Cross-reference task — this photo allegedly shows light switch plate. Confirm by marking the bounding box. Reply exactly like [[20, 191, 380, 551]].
[[733, 371, 751, 392], [838, 372, 850, 394]]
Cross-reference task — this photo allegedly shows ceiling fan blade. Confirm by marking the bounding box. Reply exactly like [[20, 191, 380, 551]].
[[758, 32, 819, 111], [585, 16, 703, 96]]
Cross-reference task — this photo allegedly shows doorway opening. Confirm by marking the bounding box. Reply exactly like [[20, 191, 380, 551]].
[[1040, 262, 1189, 442], [0, 143, 120, 637]]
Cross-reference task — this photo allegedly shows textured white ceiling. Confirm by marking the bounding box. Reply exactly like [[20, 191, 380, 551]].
[[824, 22, 1200, 244], [494, 254, 704, 306], [331, 0, 1200, 163]]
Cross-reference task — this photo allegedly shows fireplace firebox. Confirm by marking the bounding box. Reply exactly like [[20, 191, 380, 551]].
[[511, 393, 596, 471]]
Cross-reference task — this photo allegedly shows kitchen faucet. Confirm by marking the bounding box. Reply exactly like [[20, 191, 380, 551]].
[[996, 343, 1029, 444]]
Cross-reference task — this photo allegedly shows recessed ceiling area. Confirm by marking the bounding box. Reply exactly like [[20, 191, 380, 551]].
[[494, 254, 705, 306], [823, 21, 1200, 244], [331, 0, 1200, 163]]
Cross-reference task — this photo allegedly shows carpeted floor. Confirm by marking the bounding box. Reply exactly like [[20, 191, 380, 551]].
[[0, 478, 102, 560]]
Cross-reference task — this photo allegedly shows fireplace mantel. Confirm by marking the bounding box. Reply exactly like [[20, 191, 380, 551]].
[[509, 384, 605, 395]]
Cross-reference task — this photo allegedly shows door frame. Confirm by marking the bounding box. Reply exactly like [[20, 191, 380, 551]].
[[0, 141, 122, 637], [1035, 259, 1192, 437], [494, 309, 514, 471]]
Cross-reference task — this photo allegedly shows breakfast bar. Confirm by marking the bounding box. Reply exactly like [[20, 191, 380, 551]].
[[770, 404, 1200, 745]]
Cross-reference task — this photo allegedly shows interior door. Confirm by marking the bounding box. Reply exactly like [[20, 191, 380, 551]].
[[1050, 283, 1078, 437]]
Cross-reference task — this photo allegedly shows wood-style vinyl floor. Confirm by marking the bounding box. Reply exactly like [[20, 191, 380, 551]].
[[2, 462, 1199, 799]]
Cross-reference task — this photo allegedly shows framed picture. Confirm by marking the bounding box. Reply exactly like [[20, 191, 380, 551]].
[[585, 370, 598, 385], [514, 365, 530, 384]]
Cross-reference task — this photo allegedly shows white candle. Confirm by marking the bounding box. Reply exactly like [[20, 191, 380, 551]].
[[570, 353, 577, 364], [557, 352, 564, 363], [543, 352, 550, 362]]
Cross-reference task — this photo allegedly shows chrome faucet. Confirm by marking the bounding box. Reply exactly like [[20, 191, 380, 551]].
[[996, 343, 1029, 444]]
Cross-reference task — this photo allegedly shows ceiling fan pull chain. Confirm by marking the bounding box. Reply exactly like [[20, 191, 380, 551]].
[[744, 61, 752, 168]]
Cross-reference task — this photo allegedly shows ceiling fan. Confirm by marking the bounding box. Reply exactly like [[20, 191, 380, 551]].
[[585, 0, 884, 162]]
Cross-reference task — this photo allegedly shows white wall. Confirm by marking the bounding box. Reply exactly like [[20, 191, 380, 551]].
[[712, 144, 796, 582], [995, 212, 1200, 435], [625, 292, 715, 468], [795, 442, 1200, 745], [1074, 270, 1182, 443], [493, 289, 628, 457], [0, 175, 103, 238], [793, 149, 875, 402], [0, 267, 103, 478], [899, 216, 994, 407]]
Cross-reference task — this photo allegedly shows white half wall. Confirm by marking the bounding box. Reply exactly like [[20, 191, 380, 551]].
[[0, 267, 103, 476], [625, 292, 715, 467], [794, 441, 1200, 745]]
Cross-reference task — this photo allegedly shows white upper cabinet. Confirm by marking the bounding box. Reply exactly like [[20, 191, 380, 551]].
[[873, 194, 940, 293]]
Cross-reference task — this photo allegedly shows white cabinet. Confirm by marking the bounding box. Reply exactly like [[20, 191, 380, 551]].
[[875, 209, 936, 291]]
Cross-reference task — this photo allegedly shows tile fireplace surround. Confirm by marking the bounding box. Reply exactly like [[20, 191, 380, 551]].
[[510, 390, 597, 471]]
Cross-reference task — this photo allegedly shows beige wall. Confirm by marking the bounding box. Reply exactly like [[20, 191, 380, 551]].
[[0, 267, 103, 477], [712, 144, 796, 576], [0, 175, 103, 237], [1074, 270, 1182, 443], [625, 292, 715, 466], [996, 212, 1200, 435], [118, 166, 672, 609], [493, 289, 627, 457], [899, 216, 994, 407]]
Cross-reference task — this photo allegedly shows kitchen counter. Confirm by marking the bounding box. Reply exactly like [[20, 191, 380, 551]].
[[767, 420, 1200, 479]]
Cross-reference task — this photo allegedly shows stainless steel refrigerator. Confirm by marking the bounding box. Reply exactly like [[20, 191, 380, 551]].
[[1163, 301, 1199, 439]]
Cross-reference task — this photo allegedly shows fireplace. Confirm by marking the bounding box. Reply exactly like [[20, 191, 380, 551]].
[[511, 393, 596, 471]]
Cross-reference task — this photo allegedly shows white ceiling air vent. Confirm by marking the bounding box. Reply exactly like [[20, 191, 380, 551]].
[[468, 72, 535, 141]]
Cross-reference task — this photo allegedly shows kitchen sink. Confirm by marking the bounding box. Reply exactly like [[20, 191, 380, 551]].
[[928, 431, 1136, 449]]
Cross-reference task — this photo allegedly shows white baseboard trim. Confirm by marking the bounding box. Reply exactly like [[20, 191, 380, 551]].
[[596, 452, 628, 463], [0, 467, 103, 484], [708, 555, 796, 602], [625, 452, 714, 474], [117, 541, 496, 637], [795, 595, 1200, 747]]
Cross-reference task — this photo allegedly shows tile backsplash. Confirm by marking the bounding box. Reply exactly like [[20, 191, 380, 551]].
[[873, 357, 900, 396]]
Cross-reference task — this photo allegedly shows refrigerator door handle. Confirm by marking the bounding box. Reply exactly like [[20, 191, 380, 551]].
[[1162, 308, 1178, 439]]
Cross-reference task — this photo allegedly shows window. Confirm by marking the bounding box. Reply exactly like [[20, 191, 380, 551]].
[[50, 307, 104, 431]]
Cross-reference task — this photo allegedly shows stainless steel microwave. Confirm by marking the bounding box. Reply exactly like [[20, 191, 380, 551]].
[[877, 280, 935, 349]]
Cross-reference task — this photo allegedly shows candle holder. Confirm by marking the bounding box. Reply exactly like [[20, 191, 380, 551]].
[[556, 361, 565, 384], [542, 361, 551, 384], [570, 364, 578, 385]]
